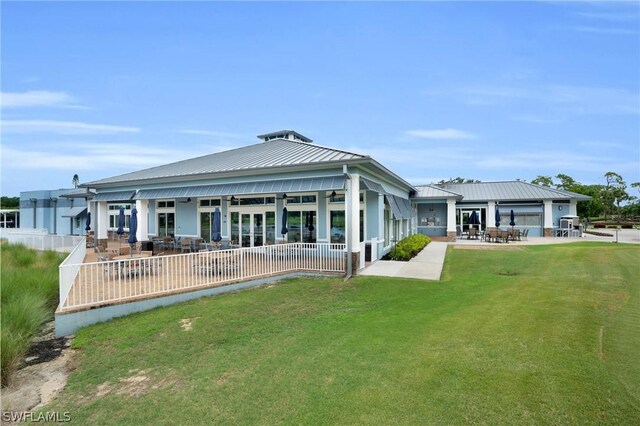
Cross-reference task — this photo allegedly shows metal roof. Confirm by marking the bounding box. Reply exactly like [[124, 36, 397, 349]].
[[83, 139, 365, 187], [93, 191, 136, 202], [414, 185, 462, 199], [60, 188, 96, 199], [430, 181, 591, 201], [360, 177, 387, 194], [62, 207, 87, 218], [256, 130, 313, 143], [134, 176, 346, 200], [385, 194, 412, 219]]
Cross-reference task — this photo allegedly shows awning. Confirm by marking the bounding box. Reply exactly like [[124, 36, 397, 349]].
[[134, 176, 346, 200], [360, 177, 387, 194], [385, 195, 413, 220], [62, 207, 87, 218], [93, 191, 136, 202]]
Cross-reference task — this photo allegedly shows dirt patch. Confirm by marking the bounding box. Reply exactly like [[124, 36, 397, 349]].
[[215, 371, 238, 386], [454, 245, 524, 251], [1, 322, 76, 413], [179, 317, 199, 331], [81, 369, 178, 403]]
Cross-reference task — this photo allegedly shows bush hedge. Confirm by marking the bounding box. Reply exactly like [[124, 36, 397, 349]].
[[1, 243, 65, 386], [388, 234, 431, 261]]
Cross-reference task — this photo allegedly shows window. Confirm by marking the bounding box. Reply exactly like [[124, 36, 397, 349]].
[[199, 199, 221, 207], [286, 195, 317, 204], [287, 210, 316, 243], [330, 211, 345, 243], [107, 204, 131, 230], [230, 196, 275, 206], [157, 200, 175, 238], [157, 200, 175, 208]]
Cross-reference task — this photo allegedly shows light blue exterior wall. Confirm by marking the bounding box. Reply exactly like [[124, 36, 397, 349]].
[[20, 189, 89, 235], [365, 191, 379, 240], [148, 202, 157, 235], [416, 202, 448, 237], [175, 201, 198, 237], [551, 202, 570, 227], [316, 191, 327, 241]]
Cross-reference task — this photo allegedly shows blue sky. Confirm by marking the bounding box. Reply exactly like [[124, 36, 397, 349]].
[[2, 1, 639, 197]]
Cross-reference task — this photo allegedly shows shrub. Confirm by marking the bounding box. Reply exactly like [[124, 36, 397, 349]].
[[388, 234, 431, 261], [594, 223, 606, 228], [1, 245, 63, 386]]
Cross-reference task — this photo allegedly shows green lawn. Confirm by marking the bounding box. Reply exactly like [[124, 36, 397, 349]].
[[44, 243, 639, 424]]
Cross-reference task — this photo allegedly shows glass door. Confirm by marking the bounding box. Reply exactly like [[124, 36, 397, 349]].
[[241, 214, 251, 247], [253, 213, 264, 246], [231, 211, 268, 247], [158, 212, 175, 237]]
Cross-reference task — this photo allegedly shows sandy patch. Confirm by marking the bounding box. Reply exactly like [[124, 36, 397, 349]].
[[179, 317, 199, 331]]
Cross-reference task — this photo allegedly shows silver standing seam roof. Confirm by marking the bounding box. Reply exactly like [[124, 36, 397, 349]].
[[414, 181, 591, 202], [84, 139, 371, 186], [61, 207, 87, 218], [134, 176, 346, 200]]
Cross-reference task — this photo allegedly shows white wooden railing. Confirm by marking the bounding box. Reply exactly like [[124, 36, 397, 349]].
[[58, 237, 87, 312], [59, 243, 346, 312], [0, 229, 85, 253]]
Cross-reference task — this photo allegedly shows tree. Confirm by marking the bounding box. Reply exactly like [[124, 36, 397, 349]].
[[531, 175, 554, 187], [604, 172, 627, 219], [0, 196, 20, 209], [555, 174, 578, 192], [72, 174, 80, 188], [438, 177, 481, 184]]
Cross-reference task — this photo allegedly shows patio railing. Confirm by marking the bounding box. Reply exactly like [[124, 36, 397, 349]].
[[59, 243, 346, 312], [0, 229, 85, 253]]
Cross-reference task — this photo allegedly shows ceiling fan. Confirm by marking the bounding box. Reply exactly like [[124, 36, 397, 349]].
[[324, 190, 338, 198]]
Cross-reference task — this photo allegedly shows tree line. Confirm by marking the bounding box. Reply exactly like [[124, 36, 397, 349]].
[[531, 172, 639, 220]]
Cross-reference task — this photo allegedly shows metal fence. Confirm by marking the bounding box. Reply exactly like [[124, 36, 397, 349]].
[[0, 229, 85, 253], [59, 243, 346, 312]]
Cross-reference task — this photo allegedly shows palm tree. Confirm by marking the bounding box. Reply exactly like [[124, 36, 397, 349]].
[[72, 174, 80, 188]]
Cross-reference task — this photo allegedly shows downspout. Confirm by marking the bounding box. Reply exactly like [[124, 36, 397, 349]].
[[30, 198, 37, 228], [343, 165, 352, 280], [50, 197, 57, 234]]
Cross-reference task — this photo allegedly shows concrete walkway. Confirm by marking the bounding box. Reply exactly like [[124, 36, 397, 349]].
[[359, 241, 448, 281], [358, 229, 639, 281]]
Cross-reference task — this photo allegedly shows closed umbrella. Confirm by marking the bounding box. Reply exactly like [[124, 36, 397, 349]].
[[509, 209, 516, 227], [495, 207, 501, 228], [85, 212, 91, 232], [117, 206, 125, 252], [468, 211, 480, 229], [212, 207, 222, 243], [281, 207, 288, 237], [307, 211, 315, 232], [128, 207, 138, 256]]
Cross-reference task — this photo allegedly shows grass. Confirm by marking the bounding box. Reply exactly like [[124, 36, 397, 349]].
[[43, 242, 639, 424], [1, 243, 66, 386]]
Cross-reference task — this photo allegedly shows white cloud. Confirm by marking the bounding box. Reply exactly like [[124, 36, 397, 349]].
[[179, 129, 244, 138], [1, 120, 140, 135], [1, 90, 81, 109], [1, 143, 209, 171], [462, 84, 640, 115], [404, 129, 477, 140]]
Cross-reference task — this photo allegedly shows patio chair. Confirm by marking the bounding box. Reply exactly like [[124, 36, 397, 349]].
[[468, 228, 479, 240], [180, 238, 192, 253], [522, 229, 529, 241], [499, 230, 510, 243], [162, 236, 175, 251]]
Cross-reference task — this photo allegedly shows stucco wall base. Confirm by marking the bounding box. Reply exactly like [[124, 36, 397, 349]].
[[55, 272, 339, 336], [446, 231, 457, 242], [543, 228, 554, 237]]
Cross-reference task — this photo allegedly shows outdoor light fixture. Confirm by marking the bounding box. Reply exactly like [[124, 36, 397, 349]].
[[229, 196, 236, 202]]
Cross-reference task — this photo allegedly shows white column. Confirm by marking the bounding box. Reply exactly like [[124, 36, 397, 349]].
[[487, 201, 496, 228], [569, 200, 577, 216], [378, 193, 384, 258], [446, 199, 457, 234], [543, 200, 554, 230], [347, 172, 360, 253], [97, 201, 108, 240], [136, 199, 149, 241]]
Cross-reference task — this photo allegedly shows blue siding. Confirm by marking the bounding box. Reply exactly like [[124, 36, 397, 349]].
[[175, 201, 197, 236]]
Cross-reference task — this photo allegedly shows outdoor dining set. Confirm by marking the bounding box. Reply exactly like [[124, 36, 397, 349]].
[[462, 227, 528, 243]]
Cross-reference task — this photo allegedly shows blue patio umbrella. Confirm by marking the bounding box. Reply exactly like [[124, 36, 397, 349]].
[[128, 207, 138, 255], [307, 211, 315, 232], [84, 212, 91, 232], [281, 207, 288, 236], [495, 207, 501, 228], [509, 209, 516, 227], [116, 206, 126, 252], [212, 207, 222, 243], [468, 211, 480, 228]]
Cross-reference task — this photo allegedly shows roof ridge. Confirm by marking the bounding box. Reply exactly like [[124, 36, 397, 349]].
[[282, 138, 369, 159]]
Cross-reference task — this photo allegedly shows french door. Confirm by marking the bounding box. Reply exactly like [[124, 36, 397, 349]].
[[231, 212, 265, 247]]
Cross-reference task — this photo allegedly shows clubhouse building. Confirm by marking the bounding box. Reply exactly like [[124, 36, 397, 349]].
[[20, 130, 590, 265]]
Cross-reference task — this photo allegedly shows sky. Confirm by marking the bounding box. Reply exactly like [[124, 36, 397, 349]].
[[1, 1, 639, 197]]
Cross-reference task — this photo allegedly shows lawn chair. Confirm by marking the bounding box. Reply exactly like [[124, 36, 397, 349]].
[[468, 228, 479, 240]]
